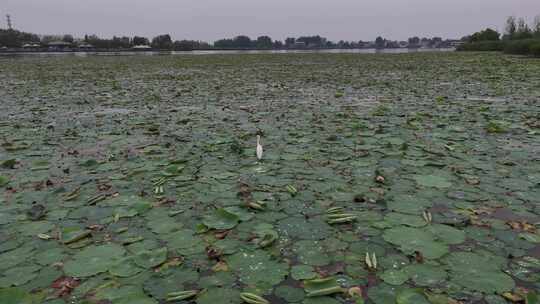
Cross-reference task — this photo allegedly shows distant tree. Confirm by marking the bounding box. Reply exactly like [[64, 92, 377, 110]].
[[111, 36, 131, 48], [0, 29, 39, 47], [83, 34, 129, 49], [132, 36, 149, 46], [297, 35, 325, 48], [517, 17, 529, 32], [340, 41, 352, 49], [375, 36, 385, 48], [285, 37, 295, 47], [62, 34, 74, 43], [515, 17, 533, 39], [41, 35, 63, 44], [233, 35, 252, 48], [214, 38, 234, 48], [469, 28, 500, 42], [174, 40, 195, 51], [504, 16, 517, 39], [85, 35, 108, 48], [272, 40, 283, 49], [255, 36, 273, 49], [534, 15, 540, 38], [151, 34, 173, 50], [408, 36, 420, 46]]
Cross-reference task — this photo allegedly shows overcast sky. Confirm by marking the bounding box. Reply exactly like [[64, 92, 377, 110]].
[[3, 0, 540, 41]]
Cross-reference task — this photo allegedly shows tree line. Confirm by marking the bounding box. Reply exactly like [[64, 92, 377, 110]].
[[458, 15, 540, 56], [0, 28, 457, 50]]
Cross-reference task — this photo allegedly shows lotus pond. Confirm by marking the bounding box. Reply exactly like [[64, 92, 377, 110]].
[[0, 52, 539, 304]]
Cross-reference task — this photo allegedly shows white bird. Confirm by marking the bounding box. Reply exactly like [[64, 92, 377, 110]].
[[256, 135, 263, 160]]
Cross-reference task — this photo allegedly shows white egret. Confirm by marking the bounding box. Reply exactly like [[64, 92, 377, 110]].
[[256, 135, 263, 160]]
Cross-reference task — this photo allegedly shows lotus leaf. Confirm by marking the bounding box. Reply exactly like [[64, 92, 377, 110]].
[[63, 244, 126, 277]]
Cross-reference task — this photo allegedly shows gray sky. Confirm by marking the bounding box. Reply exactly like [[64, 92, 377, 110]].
[[3, 0, 540, 41]]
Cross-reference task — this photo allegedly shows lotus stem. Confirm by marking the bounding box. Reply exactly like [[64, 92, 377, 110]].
[[240, 292, 269, 304]]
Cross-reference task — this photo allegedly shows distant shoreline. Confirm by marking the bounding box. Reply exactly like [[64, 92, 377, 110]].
[[0, 47, 455, 56]]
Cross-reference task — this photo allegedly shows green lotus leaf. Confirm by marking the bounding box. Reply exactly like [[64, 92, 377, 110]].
[[275, 285, 305, 303], [291, 265, 317, 280], [442, 251, 515, 293], [428, 224, 466, 245], [109, 257, 144, 277], [403, 264, 447, 286], [0, 246, 35, 271], [396, 288, 430, 304], [379, 269, 409, 286], [63, 244, 126, 277], [93, 285, 157, 304], [383, 226, 449, 259], [199, 272, 236, 288], [0, 287, 44, 304], [134, 247, 167, 269], [413, 175, 452, 188], [226, 250, 288, 285], [386, 195, 432, 214], [0, 175, 9, 187], [302, 297, 341, 304], [292, 240, 331, 266], [0, 265, 41, 287], [277, 217, 330, 240], [367, 283, 397, 304], [203, 208, 240, 230], [384, 212, 427, 228], [144, 268, 200, 299], [196, 288, 241, 304]]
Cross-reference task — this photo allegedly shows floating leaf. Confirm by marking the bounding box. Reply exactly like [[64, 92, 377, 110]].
[[0, 175, 9, 187], [1, 159, 17, 169], [403, 264, 447, 286], [203, 208, 241, 230], [196, 288, 241, 304], [63, 244, 126, 277], [134, 248, 168, 269], [380, 269, 408, 286], [383, 226, 449, 259], [226, 250, 288, 286], [413, 175, 452, 188], [109, 257, 144, 277], [396, 288, 430, 304], [443, 251, 515, 293], [291, 265, 317, 281], [275, 286, 305, 303]]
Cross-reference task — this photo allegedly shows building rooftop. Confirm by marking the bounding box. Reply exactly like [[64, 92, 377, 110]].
[[47, 41, 73, 46]]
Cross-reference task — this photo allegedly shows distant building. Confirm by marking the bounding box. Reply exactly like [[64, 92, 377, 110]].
[[361, 41, 376, 49], [132, 45, 152, 50], [47, 41, 72, 50], [79, 43, 95, 49], [22, 43, 41, 49], [292, 41, 306, 49], [385, 41, 400, 48], [448, 40, 464, 48]]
